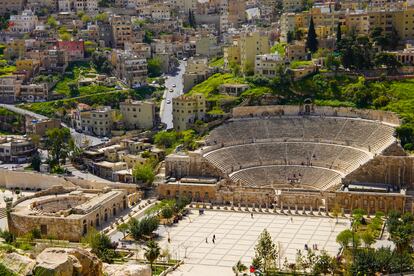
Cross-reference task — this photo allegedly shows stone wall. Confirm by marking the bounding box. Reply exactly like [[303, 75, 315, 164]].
[[8, 190, 128, 242], [343, 155, 414, 189], [8, 214, 83, 241], [231, 105, 400, 125], [0, 170, 76, 190], [158, 182, 217, 202], [165, 152, 223, 179], [331, 191, 406, 214]]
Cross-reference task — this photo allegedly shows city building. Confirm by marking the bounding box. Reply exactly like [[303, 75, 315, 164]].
[[9, 10, 38, 33], [255, 53, 283, 78], [0, 0, 24, 15], [111, 50, 148, 88], [73, 106, 113, 137], [119, 99, 156, 130], [110, 15, 133, 49], [172, 93, 206, 131], [57, 41, 85, 62], [183, 57, 212, 92], [0, 136, 35, 163], [0, 76, 20, 104]]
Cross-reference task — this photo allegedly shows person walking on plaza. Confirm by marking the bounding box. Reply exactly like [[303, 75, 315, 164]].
[[251, 212, 254, 219], [206, 237, 208, 243]]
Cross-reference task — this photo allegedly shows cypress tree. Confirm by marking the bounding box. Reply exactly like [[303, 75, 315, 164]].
[[306, 17, 318, 53], [336, 22, 342, 43]]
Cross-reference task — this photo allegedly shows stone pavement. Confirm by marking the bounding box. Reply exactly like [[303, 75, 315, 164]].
[[157, 210, 349, 276]]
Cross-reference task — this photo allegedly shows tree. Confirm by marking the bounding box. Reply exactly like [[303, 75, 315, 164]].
[[336, 22, 342, 44], [331, 203, 341, 223], [336, 229, 353, 248], [232, 260, 248, 276], [91, 51, 112, 74], [132, 163, 155, 184], [143, 30, 154, 44], [94, 12, 109, 22], [45, 127, 72, 166], [360, 230, 375, 248], [375, 52, 401, 73], [161, 206, 174, 223], [81, 14, 91, 23], [128, 216, 159, 240], [396, 125, 414, 148], [312, 250, 338, 275], [47, 16, 58, 29], [253, 229, 278, 273], [82, 229, 117, 263], [154, 131, 178, 148], [68, 82, 79, 97], [117, 223, 129, 239], [188, 9, 196, 28], [306, 17, 318, 53], [31, 152, 41, 172], [144, 240, 161, 270], [147, 57, 162, 77]]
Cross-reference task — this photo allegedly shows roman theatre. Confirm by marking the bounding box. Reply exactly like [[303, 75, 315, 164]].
[[158, 103, 414, 214]]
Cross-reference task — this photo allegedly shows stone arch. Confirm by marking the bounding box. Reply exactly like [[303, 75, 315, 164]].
[[112, 204, 116, 216], [95, 214, 100, 227], [83, 220, 87, 235], [104, 209, 108, 222]]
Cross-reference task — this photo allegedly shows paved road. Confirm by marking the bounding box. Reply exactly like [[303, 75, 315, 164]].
[[0, 104, 102, 147], [0, 103, 48, 120], [160, 61, 187, 129]]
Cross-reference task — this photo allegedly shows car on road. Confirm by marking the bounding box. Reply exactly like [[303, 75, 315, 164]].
[[101, 137, 109, 142], [169, 89, 174, 92], [166, 100, 171, 104], [172, 84, 176, 87], [183, 58, 187, 61]]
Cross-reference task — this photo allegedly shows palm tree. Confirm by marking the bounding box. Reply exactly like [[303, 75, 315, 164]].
[[144, 240, 161, 271]]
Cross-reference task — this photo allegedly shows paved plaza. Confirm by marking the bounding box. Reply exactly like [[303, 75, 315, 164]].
[[157, 210, 349, 276]]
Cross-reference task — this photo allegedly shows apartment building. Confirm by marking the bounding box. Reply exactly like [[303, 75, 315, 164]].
[[124, 42, 151, 58], [286, 42, 307, 61], [111, 50, 148, 88], [9, 10, 38, 33], [4, 39, 26, 60], [16, 59, 41, 76], [74, 106, 113, 137], [227, 0, 246, 26], [195, 35, 221, 57], [239, 31, 270, 73], [57, 41, 85, 62], [282, 0, 303, 12], [0, 0, 24, 15], [0, 137, 35, 163], [43, 49, 68, 72], [0, 76, 20, 104], [255, 53, 283, 78], [119, 99, 156, 130], [19, 83, 49, 102], [172, 93, 206, 131], [111, 15, 133, 49], [183, 57, 211, 92], [75, 0, 98, 12], [26, 118, 61, 137]]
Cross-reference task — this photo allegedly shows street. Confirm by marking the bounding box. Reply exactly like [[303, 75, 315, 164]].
[[0, 103, 102, 147], [160, 60, 187, 129]]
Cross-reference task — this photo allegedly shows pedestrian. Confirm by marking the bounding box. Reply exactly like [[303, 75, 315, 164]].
[[213, 234, 216, 241], [206, 237, 208, 243], [168, 237, 171, 243], [212, 237, 215, 244], [290, 217, 293, 223], [251, 212, 253, 219]]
